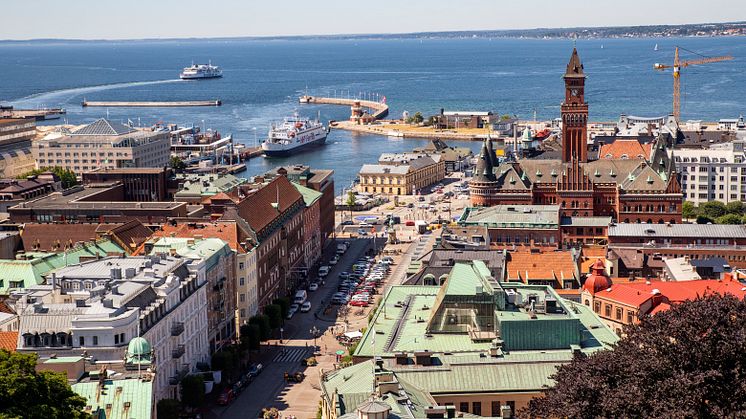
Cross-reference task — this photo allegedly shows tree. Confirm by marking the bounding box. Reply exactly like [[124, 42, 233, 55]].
[[170, 156, 186, 172], [240, 323, 261, 351], [156, 399, 181, 419], [412, 112, 424, 124], [264, 304, 283, 329], [18, 167, 78, 189], [696, 215, 713, 224], [715, 213, 742, 225], [0, 350, 89, 419], [180, 375, 205, 409], [249, 315, 271, 341], [726, 201, 744, 216], [700, 201, 727, 219], [211, 346, 240, 381], [682, 201, 698, 220], [273, 297, 290, 318], [522, 295, 746, 419]]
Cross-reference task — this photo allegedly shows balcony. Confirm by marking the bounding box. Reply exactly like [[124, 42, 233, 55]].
[[172, 344, 185, 359], [168, 364, 191, 385], [171, 322, 184, 337]]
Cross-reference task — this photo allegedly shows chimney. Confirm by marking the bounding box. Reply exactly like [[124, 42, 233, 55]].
[[414, 350, 432, 366], [445, 405, 456, 419], [110, 268, 122, 279], [102, 298, 113, 309]]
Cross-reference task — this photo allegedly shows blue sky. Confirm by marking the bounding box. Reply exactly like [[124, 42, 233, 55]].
[[2, 0, 744, 40]]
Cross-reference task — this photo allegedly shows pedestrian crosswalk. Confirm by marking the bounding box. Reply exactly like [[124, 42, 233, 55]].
[[272, 347, 310, 363]]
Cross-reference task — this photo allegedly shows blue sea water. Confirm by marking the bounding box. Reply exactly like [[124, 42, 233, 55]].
[[1, 37, 744, 190]]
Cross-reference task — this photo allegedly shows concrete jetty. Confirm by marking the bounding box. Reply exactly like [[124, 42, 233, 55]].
[[0, 106, 66, 121], [81, 100, 221, 107], [299, 95, 389, 120]]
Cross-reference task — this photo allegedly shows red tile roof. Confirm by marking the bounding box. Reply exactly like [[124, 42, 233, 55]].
[[0, 331, 18, 352], [506, 250, 577, 282], [21, 224, 100, 252], [145, 221, 245, 253], [594, 277, 746, 314], [599, 140, 652, 160], [237, 176, 302, 234]]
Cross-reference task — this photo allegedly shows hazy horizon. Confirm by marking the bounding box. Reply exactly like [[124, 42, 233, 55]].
[[2, 0, 745, 41]]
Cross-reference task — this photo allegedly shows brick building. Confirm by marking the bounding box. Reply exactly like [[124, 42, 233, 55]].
[[470, 49, 682, 225]]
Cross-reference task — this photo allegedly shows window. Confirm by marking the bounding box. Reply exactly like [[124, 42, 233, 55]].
[[240, 294, 246, 302], [594, 301, 601, 313], [627, 311, 634, 324], [79, 336, 85, 346], [115, 334, 119, 345], [93, 336, 98, 345], [616, 307, 622, 320], [239, 262, 244, 270], [492, 401, 502, 417], [460, 402, 469, 413], [604, 304, 612, 317], [472, 402, 482, 416]]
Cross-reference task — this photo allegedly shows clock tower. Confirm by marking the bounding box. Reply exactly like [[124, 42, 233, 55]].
[[561, 48, 588, 163]]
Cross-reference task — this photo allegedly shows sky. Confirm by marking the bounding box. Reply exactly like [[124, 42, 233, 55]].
[[1, 0, 745, 40]]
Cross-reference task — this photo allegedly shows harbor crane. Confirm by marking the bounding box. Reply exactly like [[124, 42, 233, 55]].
[[654, 46, 732, 122]]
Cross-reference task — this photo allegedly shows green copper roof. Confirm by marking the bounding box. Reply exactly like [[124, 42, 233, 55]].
[[291, 181, 323, 206], [0, 239, 124, 295], [148, 237, 232, 271], [73, 378, 153, 419], [126, 337, 152, 366]]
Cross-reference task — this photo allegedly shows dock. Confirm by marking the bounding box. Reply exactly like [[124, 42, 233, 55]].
[[239, 147, 263, 160], [1, 106, 66, 121], [81, 100, 221, 107], [299, 95, 389, 120]]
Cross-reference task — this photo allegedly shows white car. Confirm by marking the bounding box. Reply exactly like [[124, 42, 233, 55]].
[[309, 283, 319, 292], [287, 306, 298, 319], [300, 301, 312, 312], [329, 256, 339, 265]]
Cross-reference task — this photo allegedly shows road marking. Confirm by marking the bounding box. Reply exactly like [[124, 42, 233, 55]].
[[272, 348, 310, 363]]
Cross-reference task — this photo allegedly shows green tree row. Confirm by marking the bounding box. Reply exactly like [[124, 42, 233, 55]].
[[17, 166, 78, 189], [683, 200, 746, 224]]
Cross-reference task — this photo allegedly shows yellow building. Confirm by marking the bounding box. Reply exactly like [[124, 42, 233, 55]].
[[358, 154, 444, 195]]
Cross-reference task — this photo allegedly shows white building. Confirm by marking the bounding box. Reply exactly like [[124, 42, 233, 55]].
[[718, 116, 745, 132], [675, 140, 746, 205], [14, 255, 209, 401]]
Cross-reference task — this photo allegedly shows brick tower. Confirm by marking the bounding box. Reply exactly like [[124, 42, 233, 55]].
[[561, 48, 589, 163]]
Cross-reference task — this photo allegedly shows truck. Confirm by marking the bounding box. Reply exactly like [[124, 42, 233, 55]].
[[415, 220, 428, 234], [294, 290, 307, 305]]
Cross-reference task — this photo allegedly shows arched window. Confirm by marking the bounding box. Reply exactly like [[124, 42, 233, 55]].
[[584, 299, 590, 306]]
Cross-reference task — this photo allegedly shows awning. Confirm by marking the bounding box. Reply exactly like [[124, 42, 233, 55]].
[[344, 331, 363, 339]]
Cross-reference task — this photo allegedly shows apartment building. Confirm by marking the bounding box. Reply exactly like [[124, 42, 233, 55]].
[[675, 140, 746, 205]]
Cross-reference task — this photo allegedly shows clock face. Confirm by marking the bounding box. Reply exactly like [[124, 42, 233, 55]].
[[571, 89, 579, 97]]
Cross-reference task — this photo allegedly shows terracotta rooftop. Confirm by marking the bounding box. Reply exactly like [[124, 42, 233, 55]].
[[594, 276, 746, 313], [145, 221, 247, 253], [0, 331, 17, 352], [599, 139, 652, 160], [21, 221, 150, 254], [237, 176, 302, 234], [505, 250, 578, 282]]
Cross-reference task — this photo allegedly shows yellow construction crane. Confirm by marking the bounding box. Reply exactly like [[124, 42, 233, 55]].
[[654, 46, 732, 122]]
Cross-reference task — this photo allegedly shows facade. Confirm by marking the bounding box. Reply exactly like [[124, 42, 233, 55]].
[[581, 264, 746, 335], [83, 167, 171, 202], [14, 255, 209, 401], [32, 119, 170, 173], [0, 118, 36, 178], [359, 154, 445, 195], [0, 118, 35, 147], [0, 174, 59, 203], [8, 184, 189, 224], [470, 49, 682, 225], [147, 237, 236, 354], [263, 165, 335, 247], [674, 140, 746, 205], [236, 176, 304, 309], [142, 220, 259, 328], [293, 182, 323, 271], [434, 111, 497, 129]]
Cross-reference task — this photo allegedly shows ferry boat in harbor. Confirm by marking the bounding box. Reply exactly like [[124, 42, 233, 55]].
[[179, 61, 222, 79], [261, 113, 328, 157]]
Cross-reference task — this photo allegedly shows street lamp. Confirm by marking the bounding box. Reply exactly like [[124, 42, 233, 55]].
[[309, 326, 320, 349]]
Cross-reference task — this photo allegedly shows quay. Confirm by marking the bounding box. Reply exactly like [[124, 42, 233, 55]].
[[239, 147, 263, 160], [0, 105, 65, 121], [299, 95, 389, 120], [81, 100, 222, 107]]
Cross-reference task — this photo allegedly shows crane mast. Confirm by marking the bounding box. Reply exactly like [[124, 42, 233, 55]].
[[654, 46, 732, 122]]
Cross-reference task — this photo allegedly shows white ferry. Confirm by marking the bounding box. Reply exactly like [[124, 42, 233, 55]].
[[261, 113, 328, 157], [180, 61, 222, 79]]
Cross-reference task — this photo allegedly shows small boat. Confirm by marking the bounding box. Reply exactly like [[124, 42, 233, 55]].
[[654, 44, 659, 51], [533, 128, 552, 141]]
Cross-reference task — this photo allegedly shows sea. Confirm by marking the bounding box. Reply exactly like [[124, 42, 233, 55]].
[[1, 36, 744, 192]]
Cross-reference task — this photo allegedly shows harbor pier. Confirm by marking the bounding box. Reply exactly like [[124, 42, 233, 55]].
[[82, 100, 222, 107]]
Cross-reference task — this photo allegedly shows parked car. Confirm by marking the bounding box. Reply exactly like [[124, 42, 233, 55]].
[[217, 388, 235, 405], [287, 304, 299, 319], [300, 301, 312, 312], [248, 363, 263, 377], [329, 256, 339, 265], [309, 282, 319, 292], [341, 220, 353, 225], [318, 266, 330, 277]]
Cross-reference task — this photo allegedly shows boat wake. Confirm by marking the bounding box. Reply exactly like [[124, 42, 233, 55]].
[[13, 79, 182, 107]]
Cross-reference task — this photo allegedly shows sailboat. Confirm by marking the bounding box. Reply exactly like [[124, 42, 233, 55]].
[[601, 44, 604, 49], [654, 43, 659, 51]]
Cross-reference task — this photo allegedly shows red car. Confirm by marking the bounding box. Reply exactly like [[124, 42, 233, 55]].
[[217, 388, 235, 405], [350, 299, 369, 307], [405, 220, 415, 226]]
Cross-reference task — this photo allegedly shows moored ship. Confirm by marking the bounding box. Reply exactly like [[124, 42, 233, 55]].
[[180, 61, 223, 79], [261, 113, 328, 157]]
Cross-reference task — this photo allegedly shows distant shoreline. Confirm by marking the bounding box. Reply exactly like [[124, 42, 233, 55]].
[[1, 21, 744, 44]]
